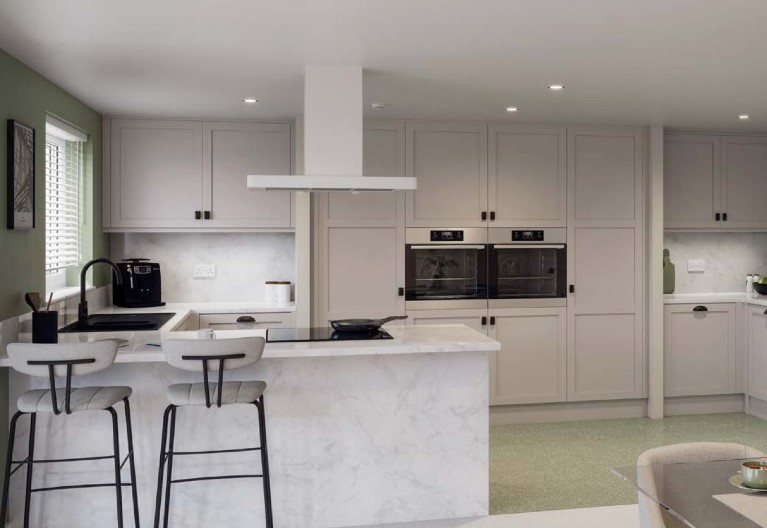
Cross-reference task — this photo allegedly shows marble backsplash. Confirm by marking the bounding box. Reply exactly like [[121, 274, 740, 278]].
[[110, 233, 295, 302], [664, 232, 767, 293]]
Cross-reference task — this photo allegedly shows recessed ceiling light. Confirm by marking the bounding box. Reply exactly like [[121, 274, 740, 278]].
[[505, 107, 519, 113], [243, 97, 258, 104], [371, 103, 385, 110], [548, 84, 564, 91], [739, 114, 750, 120]]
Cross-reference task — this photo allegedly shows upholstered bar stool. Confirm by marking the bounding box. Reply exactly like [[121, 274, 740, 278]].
[[154, 337, 272, 528], [1, 340, 139, 528]]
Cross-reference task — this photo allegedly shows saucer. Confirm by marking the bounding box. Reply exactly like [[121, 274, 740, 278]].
[[729, 474, 767, 493]]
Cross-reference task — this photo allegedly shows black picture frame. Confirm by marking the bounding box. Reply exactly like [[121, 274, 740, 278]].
[[7, 119, 36, 229]]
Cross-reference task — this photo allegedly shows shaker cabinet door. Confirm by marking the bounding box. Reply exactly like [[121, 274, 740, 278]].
[[406, 122, 488, 227], [203, 121, 293, 229], [748, 306, 767, 401], [110, 119, 204, 228], [721, 136, 767, 229], [664, 135, 721, 229]]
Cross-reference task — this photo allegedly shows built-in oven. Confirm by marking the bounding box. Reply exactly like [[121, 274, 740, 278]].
[[488, 228, 567, 308], [405, 228, 488, 309]]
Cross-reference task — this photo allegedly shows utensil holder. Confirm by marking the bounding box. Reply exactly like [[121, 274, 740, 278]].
[[32, 311, 58, 344]]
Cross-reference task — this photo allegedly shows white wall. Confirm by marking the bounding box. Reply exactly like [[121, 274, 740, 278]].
[[110, 233, 295, 302], [664, 232, 767, 293]]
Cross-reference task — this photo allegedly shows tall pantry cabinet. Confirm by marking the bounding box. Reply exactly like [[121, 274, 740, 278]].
[[566, 127, 645, 401]]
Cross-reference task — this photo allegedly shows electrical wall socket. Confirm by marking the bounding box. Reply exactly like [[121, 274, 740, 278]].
[[193, 264, 216, 279], [687, 259, 706, 273]]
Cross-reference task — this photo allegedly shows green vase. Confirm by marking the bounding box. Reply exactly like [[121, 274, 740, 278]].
[[663, 248, 675, 294]]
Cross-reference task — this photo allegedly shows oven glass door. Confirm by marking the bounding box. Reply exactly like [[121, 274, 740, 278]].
[[489, 245, 566, 299], [406, 245, 487, 301]]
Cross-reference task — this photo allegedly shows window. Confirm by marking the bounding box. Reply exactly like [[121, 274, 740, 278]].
[[45, 117, 87, 291]]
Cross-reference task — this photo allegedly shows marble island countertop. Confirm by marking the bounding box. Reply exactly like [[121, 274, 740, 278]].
[[664, 292, 767, 307]]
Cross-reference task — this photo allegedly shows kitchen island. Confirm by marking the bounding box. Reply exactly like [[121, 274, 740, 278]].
[[1, 319, 498, 528]]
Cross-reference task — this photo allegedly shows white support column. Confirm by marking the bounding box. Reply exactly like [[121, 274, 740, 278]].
[[294, 117, 312, 327], [648, 125, 665, 419]]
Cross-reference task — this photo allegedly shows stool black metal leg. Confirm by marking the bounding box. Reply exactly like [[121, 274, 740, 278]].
[[153, 405, 173, 528], [162, 406, 177, 528], [23, 413, 36, 528], [123, 398, 140, 528], [0, 411, 24, 527], [108, 407, 124, 528], [256, 396, 274, 528]]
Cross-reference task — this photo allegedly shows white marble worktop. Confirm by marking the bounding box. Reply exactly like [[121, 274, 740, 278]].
[[664, 292, 767, 307]]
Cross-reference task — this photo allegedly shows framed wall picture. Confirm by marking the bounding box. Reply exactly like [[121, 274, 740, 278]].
[[7, 119, 35, 229]]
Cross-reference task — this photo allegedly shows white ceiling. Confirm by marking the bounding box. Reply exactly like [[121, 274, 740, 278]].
[[2, 0, 767, 132]]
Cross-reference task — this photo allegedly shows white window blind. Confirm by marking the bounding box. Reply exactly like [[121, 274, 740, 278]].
[[45, 132, 83, 274]]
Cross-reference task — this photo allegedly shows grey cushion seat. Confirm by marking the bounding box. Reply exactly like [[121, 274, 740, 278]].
[[167, 381, 267, 407], [18, 386, 132, 413]]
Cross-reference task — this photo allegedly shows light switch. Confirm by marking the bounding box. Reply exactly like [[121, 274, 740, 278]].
[[194, 264, 216, 279], [687, 259, 705, 273]]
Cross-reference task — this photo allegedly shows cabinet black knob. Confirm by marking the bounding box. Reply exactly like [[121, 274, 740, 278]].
[[489, 316, 496, 326], [481, 211, 487, 221], [481, 316, 487, 326], [723, 212, 728, 221], [204, 211, 211, 220], [398, 287, 404, 297], [569, 285, 575, 294], [490, 211, 496, 221], [715, 213, 721, 221], [195, 211, 202, 220], [693, 306, 708, 312]]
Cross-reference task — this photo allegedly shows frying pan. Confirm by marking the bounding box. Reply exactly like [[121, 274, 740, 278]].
[[330, 315, 408, 333]]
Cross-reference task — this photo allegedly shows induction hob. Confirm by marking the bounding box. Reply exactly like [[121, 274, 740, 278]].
[[267, 327, 393, 343]]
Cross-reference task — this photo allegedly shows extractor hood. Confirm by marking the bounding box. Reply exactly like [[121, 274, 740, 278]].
[[247, 65, 417, 192]]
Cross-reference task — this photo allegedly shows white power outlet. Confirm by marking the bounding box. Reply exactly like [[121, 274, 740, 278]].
[[194, 264, 216, 279], [687, 259, 706, 273]]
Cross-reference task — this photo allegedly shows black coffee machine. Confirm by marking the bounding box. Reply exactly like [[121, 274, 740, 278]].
[[113, 258, 165, 308]]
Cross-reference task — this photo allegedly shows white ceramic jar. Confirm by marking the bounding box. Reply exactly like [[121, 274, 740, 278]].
[[265, 281, 291, 304]]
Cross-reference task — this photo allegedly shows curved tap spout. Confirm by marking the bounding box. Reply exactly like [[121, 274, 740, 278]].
[[78, 258, 123, 326]]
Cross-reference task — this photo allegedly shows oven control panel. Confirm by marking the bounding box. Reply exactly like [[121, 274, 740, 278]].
[[430, 230, 464, 242], [512, 230, 545, 241]]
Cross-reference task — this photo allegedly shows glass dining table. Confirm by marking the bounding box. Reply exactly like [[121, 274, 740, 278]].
[[613, 458, 767, 527]]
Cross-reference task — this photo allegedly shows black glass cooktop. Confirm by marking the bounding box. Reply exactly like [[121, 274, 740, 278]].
[[267, 327, 393, 343]]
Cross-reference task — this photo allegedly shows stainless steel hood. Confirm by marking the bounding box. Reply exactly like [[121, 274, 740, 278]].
[[247, 66, 417, 192]]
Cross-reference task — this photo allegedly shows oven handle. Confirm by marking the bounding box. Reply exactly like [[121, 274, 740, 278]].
[[492, 244, 565, 249], [409, 245, 486, 250]]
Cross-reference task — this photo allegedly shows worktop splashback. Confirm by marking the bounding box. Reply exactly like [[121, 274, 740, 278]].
[[664, 232, 767, 293], [110, 233, 295, 302]]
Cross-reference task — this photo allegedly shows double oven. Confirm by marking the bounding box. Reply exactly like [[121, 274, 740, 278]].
[[405, 227, 566, 309]]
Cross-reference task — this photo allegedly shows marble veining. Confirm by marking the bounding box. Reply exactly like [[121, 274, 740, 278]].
[[110, 232, 295, 302], [664, 232, 767, 293], [5, 348, 490, 527]]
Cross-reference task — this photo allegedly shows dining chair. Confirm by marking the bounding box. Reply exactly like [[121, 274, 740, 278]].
[[637, 442, 765, 528]]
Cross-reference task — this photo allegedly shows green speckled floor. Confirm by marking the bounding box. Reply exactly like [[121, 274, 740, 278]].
[[489, 413, 767, 514]]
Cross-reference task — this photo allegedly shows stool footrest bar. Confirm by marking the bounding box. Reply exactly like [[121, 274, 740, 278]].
[[171, 473, 262, 484], [32, 482, 135, 493], [169, 447, 260, 456], [17, 454, 115, 464]]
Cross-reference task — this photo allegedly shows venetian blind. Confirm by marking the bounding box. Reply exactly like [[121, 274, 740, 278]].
[[45, 132, 83, 274]]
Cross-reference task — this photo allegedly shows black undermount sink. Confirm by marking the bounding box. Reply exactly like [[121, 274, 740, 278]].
[[59, 313, 175, 333]]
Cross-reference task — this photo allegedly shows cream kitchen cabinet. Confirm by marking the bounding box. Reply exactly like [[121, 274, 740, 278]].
[[406, 121, 488, 227], [567, 127, 645, 402], [488, 124, 567, 227], [406, 309, 488, 332], [748, 305, 767, 401], [109, 119, 204, 229], [106, 118, 293, 231], [197, 312, 293, 330], [488, 307, 567, 405], [664, 134, 767, 230], [314, 121, 406, 325], [664, 303, 737, 397]]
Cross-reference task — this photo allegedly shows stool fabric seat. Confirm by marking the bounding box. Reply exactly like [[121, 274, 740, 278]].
[[17, 386, 133, 413], [167, 381, 266, 407]]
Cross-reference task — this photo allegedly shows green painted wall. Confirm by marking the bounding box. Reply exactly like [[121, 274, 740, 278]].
[[0, 47, 106, 495]]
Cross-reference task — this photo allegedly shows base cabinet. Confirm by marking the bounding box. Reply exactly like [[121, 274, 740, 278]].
[[406, 309, 488, 333], [197, 312, 293, 330], [748, 305, 767, 401], [488, 308, 567, 405], [665, 303, 737, 397]]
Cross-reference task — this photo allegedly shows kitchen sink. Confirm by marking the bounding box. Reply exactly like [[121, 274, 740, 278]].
[[59, 313, 175, 333]]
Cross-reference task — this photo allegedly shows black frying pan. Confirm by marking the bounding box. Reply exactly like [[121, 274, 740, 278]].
[[330, 315, 408, 333]]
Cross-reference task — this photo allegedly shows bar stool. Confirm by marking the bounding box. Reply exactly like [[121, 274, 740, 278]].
[[1, 340, 139, 528], [154, 337, 272, 528]]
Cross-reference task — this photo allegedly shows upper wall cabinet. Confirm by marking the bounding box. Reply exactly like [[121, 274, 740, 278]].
[[109, 119, 204, 229], [106, 118, 293, 231], [664, 135, 721, 230], [665, 134, 767, 230], [406, 122, 488, 227], [488, 124, 567, 227], [203, 121, 293, 229]]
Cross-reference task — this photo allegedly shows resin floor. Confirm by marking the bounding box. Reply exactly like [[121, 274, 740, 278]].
[[489, 412, 767, 514]]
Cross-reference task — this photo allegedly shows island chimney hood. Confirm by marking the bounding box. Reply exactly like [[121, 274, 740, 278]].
[[247, 66, 416, 192]]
